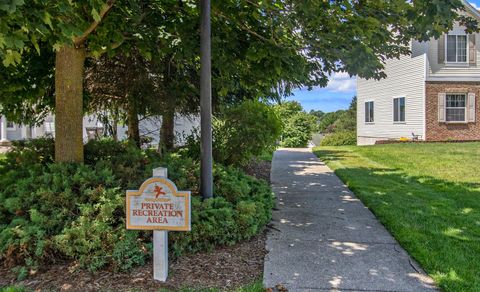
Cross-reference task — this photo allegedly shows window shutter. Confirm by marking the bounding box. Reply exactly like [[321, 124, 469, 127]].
[[469, 34, 476, 65], [438, 35, 445, 64], [468, 93, 476, 122], [438, 93, 446, 122]]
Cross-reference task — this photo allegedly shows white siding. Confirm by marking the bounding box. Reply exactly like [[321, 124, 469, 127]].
[[4, 114, 199, 148], [357, 51, 426, 145], [428, 23, 480, 80]]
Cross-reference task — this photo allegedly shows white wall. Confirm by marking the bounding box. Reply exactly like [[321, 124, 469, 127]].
[[427, 23, 480, 81], [357, 43, 426, 145], [5, 114, 200, 148]]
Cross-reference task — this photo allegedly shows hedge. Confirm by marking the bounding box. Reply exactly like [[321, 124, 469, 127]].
[[0, 139, 274, 277]]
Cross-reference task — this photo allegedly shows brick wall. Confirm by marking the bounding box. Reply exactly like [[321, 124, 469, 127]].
[[425, 81, 480, 141]]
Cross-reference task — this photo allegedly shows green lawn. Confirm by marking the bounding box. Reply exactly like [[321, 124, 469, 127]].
[[313, 143, 480, 292]]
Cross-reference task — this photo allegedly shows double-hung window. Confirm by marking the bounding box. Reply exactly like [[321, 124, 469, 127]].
[[446, 34, 467, 63], [393, 97, 405, 122], [446, 94, 467, 122], [365, 101, 374, 123]]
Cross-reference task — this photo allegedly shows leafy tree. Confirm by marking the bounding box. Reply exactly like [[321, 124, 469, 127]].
[[274, 101, 303, 120], [1, 0, 477, 162], [310, 109, 325, 121], [274, 101, 316, 147], [333, 96, 357, 133], [0, 1, 166, 162], [213, 101, 282, 166], [0, 45, 55, 125], [85, 53, 159, 147], [317, 111, 346, 133], [316, 96, 357, 133], [281, 112, 317, 148]]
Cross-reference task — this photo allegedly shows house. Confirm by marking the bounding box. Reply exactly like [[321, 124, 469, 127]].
[[357, 0, 480, 145], [0, 114, 199, 147]]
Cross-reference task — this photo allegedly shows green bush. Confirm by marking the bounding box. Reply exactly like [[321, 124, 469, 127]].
[[281, 112, 316, 147], [2, 137, 55, 169], [214, 101, 282, 166], [274, 101, 317, 148], [183, 100, 282, 167], [0, 138, 274, 275], [320, 131, 357, 146]]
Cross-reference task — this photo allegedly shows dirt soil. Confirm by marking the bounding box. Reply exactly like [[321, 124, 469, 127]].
[[0, 232, 267, 291], [242, 159, 271, 183]]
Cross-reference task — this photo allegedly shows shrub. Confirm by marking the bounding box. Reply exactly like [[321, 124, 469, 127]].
[[274, 101, 317, 148], [214, 101, 282, 166], [2, 137, 55, 169], [54, 188, 149, 272], [320, 131, 357, 146], [281, 112, 316, 147], [0, 163, 118, 270], [0, 138, 274, 275], [183, 100, 282, 167]]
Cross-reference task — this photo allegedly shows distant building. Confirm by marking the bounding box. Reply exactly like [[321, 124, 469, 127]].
[[357, 0, 480, 145], [0, 114, 199, 147]]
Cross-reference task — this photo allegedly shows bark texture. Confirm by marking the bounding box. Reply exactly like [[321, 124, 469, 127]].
[[159, 107, 175, 154], [55, 46, 86, 163], [127, 97, 141, 147]]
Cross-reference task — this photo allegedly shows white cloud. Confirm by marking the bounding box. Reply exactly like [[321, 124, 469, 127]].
[[325, 72, 356, 93]]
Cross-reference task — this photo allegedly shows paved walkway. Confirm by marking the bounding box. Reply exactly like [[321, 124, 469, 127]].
[[263, 148, 436, 291]]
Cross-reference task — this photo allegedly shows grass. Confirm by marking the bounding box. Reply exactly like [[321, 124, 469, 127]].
[[157, 280, 264, 292], [313, 142, 480, 292], [2, 280, 265, 292]]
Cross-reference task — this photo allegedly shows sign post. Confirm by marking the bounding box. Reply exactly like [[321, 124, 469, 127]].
[[126, 167, 191, 282]]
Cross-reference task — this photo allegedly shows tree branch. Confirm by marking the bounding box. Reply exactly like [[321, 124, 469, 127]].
[[73, 1, 115, 46]]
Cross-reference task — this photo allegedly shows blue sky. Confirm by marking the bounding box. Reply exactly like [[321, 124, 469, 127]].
[[290, 0, 480, 113]]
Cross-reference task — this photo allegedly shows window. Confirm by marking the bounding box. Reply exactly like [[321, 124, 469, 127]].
[[393, 97, 405, 122], [446, 35, 467, 63], [446, 94, 466, 122], [6, 121, 15, 129], [365, 101, 374, 123], [45, 122, 55, 133]]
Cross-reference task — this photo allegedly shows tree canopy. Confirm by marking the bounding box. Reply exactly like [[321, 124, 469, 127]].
[[0, 0, 477, 161]]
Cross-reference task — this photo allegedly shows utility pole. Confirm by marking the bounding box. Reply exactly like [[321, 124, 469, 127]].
[[200, 0, 213, 199]]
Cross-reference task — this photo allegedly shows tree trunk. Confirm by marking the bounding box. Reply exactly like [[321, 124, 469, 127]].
[[127, 98, 140, 147], [158, 107, 175, 154], [111, 116, 118, 141], [55, 45, 86, 163]]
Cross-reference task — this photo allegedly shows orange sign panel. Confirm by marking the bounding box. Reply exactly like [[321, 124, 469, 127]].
[[126, 177, 191, 231]]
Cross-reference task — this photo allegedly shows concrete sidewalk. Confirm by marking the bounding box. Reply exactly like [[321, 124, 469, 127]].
[[263, 148, 436, 291]]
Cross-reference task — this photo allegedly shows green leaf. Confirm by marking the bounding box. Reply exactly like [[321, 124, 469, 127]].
[[91, 8, 101, 22], [3, 50, 21, 67], [31, 35, 40, 55], [43, 11, 53, 29]]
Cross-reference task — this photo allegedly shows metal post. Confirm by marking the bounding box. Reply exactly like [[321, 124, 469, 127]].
[[0, 116, 8, 142], [200, 0, 213, 199]]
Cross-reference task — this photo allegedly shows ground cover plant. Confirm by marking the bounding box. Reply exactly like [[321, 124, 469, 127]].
[[313, 143, 480, 292], [0, 138, 274, 278]]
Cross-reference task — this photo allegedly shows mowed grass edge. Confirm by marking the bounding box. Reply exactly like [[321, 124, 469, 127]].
[[313, 143, 480, 292]]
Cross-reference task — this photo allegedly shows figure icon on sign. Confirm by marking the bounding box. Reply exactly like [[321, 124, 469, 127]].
[[154, 186, 166, 198]]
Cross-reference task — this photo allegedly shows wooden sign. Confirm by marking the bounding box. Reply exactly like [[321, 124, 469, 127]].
[[126, 177, 191, 231], [126, 168, 191, 282]]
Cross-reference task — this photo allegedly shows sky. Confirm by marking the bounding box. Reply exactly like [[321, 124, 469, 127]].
[[290, 0, 480, 113]]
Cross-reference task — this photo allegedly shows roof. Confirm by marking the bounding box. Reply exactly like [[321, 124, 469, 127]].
[[461, 0, 480, 20]]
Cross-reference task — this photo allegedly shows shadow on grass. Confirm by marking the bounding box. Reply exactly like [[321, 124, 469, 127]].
[[305, 148, 480, 291]]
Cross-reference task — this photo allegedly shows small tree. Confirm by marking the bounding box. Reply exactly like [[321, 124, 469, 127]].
[[0, 1, 165, 162]]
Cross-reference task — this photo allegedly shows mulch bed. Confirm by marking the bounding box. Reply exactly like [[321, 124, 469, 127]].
[[0, 231, 267, 291], [242, 159, 272, 183]]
